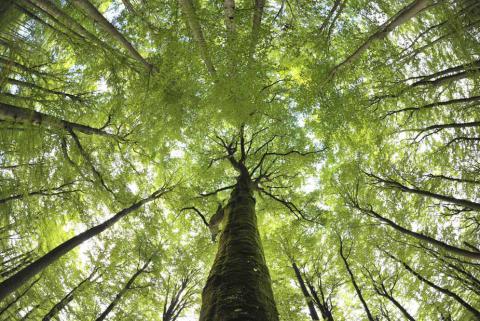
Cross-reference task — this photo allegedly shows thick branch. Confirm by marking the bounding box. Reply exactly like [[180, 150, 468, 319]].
[[71, 0, 152, 70], [329, 0, 428, 77], [0, 102, 119, 139]]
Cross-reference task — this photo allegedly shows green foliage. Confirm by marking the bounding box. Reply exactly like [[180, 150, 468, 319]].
[[1, 0, 479, 320]]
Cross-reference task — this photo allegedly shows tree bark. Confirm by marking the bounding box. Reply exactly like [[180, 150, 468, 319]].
[[339, 239, 375, 321], [0, 102, 118, 139], [178, 0, 216, 76], [95, 260, 151, 321], [249, 0, 266, 59], [0, 277, 40, 316], [329, 0, 428, 76], [291, 261, 320, 320], [384, 95, 480, 117], [410, 60, 480, 87], [29, 0, 109, 50], [0, 187, 168, 301], [199, 172, 279, 321], [5, 78, 82, 101], [71, 0, 152, 71]]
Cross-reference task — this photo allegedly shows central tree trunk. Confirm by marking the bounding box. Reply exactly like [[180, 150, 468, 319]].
[[199, 174, 279, 321]]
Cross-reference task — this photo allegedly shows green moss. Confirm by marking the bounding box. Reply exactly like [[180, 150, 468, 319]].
[[199, 175, 279, 321]]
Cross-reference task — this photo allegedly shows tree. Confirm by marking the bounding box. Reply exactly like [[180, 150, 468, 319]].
[[1, 0, 479, 320]]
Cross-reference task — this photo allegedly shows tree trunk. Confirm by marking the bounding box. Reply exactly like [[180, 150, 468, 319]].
[[387, 252, 480, 319], [178, 0, 216, 76], [95, 259, 151, 321], [307, 282, 334, 321], [371, 175, 480, 210], [0, 277, 40, 316], [329, 0, 428, 76], [199, 173, 279, 321], [291, 261, 320, 320], [42, 269, 96, 321], [0, 102, 118, 138], [0, 181, 75, 205], [354, 205, 480, 260], [29, 0, 109, 50], [71, 0, 152, 71], [0, 187, 167, 301], [339, 239, 375, 321]]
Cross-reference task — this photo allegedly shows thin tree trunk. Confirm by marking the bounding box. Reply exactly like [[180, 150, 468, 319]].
[[339, 239, 375, 321], [370, 174, 480, 210], [0, 187, 169, 301], [409, 60, 480, 86], [178, 0, 216, 76], [249, 0, 266, 59], [353, 205, 480, 260], [71, 0, 152, 71], [95, 260, 151, 321], [291, 261, 320, 320], [223, 0, 235, 33], [386, 295, 416, 321], [387, 252, 480, 319], [0, 277, 40, 316], [0, 56, 52, 78], [5, 78, 82, 101], [306, 281, 334, 321], [329, 0, 428, 76], [425, 174, 480, 185], [415, 121, 480, 133], [384, 95, 480, 117], [29, 0, 109, 49], [0, 181, 75, 205], [42, 269, 97, 321], [0, 102, 119, 139], [199, 172, 279, 321]]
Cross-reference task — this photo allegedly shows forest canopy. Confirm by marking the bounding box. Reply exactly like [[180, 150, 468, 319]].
[[0, 0, 479, 320]]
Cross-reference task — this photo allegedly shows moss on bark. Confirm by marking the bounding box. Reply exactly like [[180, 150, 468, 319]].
[[199, 174, 279, 321]]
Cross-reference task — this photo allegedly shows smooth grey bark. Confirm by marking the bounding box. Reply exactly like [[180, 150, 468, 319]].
[[178, 0, 216, 76], [0, 187, 169, 301], [329, 0, 429, 76], [71, 0, 152, 70], [29, 0, 109, 49], [249, 0, 266, 59], [0, 102, 118, 138]]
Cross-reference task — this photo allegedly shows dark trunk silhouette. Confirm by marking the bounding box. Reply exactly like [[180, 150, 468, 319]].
[[0, 187, 168, 300], [291, 261, 319, 320]]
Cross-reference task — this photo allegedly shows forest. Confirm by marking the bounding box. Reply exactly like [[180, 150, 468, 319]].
[[0, 0, 479, 320]]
